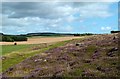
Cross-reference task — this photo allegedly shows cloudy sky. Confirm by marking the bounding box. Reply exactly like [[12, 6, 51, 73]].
[[1, 1, 119, 34]]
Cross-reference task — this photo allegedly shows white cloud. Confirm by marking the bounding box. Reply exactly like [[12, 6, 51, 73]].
[[2, 2, 113, 19], [101, 26, 111, 31], [65, 25, 73, 31], [2, 0, 119, 2], [66, 15, 75, 22], [92, 22, 97, 25], [78, 3, 112, 18], [1, 2, 116, 34], [17, 29, 26, 33]]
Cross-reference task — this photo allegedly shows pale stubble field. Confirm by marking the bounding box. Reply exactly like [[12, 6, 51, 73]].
[[0, 36, 82, 45]]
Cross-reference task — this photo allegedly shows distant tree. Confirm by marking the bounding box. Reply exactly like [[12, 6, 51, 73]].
[[74, 34, 80, 36], [1, 35, 27, 42], [2, 36, 14, 42], [111, 31, 120, 33]]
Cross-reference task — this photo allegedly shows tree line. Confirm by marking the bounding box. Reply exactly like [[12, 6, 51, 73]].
[[0, 35, 27, 42], [73, 33, 94, 36]]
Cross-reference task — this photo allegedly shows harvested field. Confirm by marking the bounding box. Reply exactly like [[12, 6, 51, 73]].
[[0, 36, 82, 45]]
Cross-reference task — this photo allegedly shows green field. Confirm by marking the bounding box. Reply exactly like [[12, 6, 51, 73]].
[[1, 40, 70, 72], [1, 44, 36, 55]]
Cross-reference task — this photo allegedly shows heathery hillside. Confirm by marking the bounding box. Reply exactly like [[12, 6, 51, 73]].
[[2, 33, 120, 78]]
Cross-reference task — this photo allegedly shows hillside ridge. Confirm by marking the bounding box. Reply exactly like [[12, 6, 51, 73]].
[[2, 33, 120, 77]]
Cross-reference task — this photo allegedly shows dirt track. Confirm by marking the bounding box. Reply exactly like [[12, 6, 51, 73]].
[[0, 36, 82, 45]]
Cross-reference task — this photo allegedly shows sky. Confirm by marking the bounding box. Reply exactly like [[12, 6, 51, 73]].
[[1, 1, 119, 34]]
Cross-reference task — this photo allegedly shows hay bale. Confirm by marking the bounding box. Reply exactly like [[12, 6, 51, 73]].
[[14, 42, 17, 45]]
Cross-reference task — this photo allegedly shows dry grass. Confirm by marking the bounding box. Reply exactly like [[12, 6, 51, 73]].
[[0, 36, 82, 45]]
